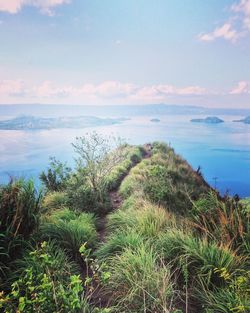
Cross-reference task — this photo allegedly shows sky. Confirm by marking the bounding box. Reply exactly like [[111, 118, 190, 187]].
[[0, 0, 250, 108]]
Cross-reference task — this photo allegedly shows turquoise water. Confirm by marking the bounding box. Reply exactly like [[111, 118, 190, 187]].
[[0, 114, 250, 197]]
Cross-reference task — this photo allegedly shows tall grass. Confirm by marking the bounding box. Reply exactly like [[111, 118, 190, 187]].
[[105, 145, 145, 191], [0, 179, 41, 283], [191, 191, 250, 254], [119, 143, 209, 214], [40, 208, 97, 261], [105, 244, 174, 313], [107, 199, 181, 239], [95, 229, 144, 260]]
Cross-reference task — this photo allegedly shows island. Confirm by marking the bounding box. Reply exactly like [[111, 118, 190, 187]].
[[150, 118, 160, 123], [233, 116, 250, 124], [0, 115, 127, 130], [190, 116, 224, 124]]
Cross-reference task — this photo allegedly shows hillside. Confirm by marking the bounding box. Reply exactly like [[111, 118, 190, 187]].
[[0, 115, 126, 130], [0, 138, 249, 313]]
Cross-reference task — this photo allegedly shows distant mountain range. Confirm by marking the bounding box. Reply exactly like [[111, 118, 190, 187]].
[[1, 104, 250, 118], [0, 115, 126, 130]]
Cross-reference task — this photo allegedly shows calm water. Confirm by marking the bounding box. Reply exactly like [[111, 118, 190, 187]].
[[0, 114, 250, 197]]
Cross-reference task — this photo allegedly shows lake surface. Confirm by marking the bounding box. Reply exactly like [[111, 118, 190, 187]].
[[0, 114, 250, 197]]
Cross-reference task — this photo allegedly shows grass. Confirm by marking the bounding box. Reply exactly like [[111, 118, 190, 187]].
[[2, 141, 250, 312], [155, 230, 243, 282], [104, 244, 174, 313], [95, 229, 144, 260], [107, 198, 182, 239], [0, 179, 41, 284], [40, 208, 97, 261], [191, 191, 250, 254], [105, 145, 145, 191], [119, 143, 209, 214], [42, 191, 68, 211]]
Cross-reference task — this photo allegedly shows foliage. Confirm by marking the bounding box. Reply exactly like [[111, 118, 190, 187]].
[[0, 241, 92, 313], [72, 132, 126, 207], [66, 168, 106, 213], [1, 141, 250, 313], [0, 179, 41, 283], [196, 269, 250, 313], [95, 229, 144, 260], [42, 191, 68, 211], [105, 244, 174, 313], [40, 157, 71, 192], [191, 191, 250, 254], [40, 209, 97, 262], [119, 142, 209, 215], [105, 145, 145, 191]]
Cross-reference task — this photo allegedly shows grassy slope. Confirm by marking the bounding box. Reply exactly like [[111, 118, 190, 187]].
[[95, 142, 250, 313], [1, 143, 249, 313]]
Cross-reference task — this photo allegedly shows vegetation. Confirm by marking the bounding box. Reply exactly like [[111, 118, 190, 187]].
[[0, 179, 42, 285], [0, 136, 249, 312]]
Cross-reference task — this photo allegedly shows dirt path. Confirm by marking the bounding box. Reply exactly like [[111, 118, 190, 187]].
[[97, 144, 152, 242]]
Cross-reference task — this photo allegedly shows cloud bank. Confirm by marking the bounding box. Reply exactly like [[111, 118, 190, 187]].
[[0, 79, 248, 107]]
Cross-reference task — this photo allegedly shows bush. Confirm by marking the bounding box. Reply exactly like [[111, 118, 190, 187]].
[[42, 191, 68, 211], [66, 169, 108, 214], [40, 157, 71, 192], [156, 230, 242, 284], [119, 147, 209, 215], [0, 241, 92, 313]]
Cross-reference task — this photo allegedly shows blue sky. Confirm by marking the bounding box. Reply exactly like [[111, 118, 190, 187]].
[[0, 0, 250, 107]]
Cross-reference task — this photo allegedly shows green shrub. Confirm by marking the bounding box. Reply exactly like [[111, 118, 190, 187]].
[[151, 141, 173, 154], [108, 199, 179, 240], [40, 157, 71, 192], [42, 191, 68, 211], [0, 241, 92, 313], [66, 170, 108, 214]]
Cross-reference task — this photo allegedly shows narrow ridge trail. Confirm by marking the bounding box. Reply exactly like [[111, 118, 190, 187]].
[[98, 143, 152, 243]]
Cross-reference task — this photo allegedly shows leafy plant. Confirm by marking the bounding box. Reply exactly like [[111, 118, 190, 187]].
[[40, 157, 71, 192], [0, 241, 92, 313]]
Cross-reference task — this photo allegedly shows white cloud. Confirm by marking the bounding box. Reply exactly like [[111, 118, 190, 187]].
[[0, 80, 26, 95], [1, 79, 250, 107], [199, 0, 250, 43], [199, 23, 240, 42], [232, 0, 250, 29], [230, 81, 250, 94], [0, 80, 208, 103], [0, 0, 70, 15]]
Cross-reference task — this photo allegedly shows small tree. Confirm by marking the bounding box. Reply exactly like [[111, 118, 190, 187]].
[[72, 132, 126, 202], [40, 157, 71, 192]]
